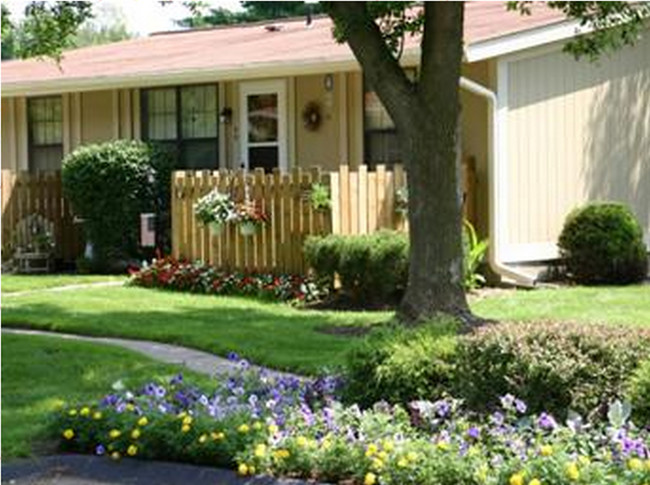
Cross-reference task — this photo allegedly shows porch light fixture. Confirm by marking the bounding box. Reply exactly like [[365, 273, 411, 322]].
[[219, 107, 233, 124], [324, 73, 334, 92]]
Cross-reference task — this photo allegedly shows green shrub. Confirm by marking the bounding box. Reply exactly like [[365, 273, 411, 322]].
[[626, 359, 650, 425], [455, 322, 650, 417], [62, 140, 172, 271], [558, 203, 648, 284], [342, 320, 458, 407], [304, 230, 408, 302]]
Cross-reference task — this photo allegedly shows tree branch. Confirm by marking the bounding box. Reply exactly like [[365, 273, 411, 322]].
[[324, 1, 417, 128]]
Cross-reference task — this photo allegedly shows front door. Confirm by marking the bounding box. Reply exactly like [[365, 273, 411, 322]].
[[239, 80, 287, 172]]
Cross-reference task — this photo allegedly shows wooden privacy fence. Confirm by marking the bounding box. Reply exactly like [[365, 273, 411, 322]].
[[1, 170, 84, 262], [172, 161, 477, 274]]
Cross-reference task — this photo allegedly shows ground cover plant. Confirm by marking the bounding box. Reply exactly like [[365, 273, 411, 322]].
[[343, 321, 650, 419], [1, 333, 212, 460], [1, 274, 125, 293], [129, 256, 320, 303], [53, 353, 650, 485]]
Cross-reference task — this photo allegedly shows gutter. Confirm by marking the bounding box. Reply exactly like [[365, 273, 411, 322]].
[[459, 76, 536, 287]]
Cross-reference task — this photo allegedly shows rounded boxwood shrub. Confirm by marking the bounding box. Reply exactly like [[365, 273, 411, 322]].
[[304, 230, 409, 303], [558, 203, 648, 284], [342, 319, 458, 408], [626, 358, 650, 424], [62, 140, 172, 271], [455, 322, 650, 417]]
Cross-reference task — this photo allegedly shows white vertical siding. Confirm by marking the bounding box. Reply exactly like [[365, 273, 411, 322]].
[[502, 34, 650, 262]]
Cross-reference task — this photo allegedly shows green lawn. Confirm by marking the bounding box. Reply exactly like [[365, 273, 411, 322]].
[[2, 274, 126, 293], [472, 285, 650, 327], [1, 333, 212, 461], [2, 286, 389, 374], [3, 283, 648, 375]]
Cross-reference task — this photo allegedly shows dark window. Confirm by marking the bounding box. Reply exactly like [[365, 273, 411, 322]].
[[28, 96, 63, 172], [363, 69, 416, 168], [142, 85, 219, 169]]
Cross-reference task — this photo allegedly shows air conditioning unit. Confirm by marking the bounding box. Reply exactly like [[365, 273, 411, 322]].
[[140, 213, 155, 248]]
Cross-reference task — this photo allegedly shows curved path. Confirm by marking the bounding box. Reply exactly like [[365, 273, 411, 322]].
[[2, 328, 301, 380], [2, 280, 125, 297]]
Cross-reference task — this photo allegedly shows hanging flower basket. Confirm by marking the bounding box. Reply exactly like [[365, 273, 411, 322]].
[[209, 221, 225, 236], [234, 201, 268, 237], [239, 221, 258, 237]]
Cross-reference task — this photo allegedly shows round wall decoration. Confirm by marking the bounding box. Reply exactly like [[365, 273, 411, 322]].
[[302, 101, 322, 131]]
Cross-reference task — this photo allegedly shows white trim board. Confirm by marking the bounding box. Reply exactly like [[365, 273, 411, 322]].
[[238, 79, 288, 173], [501, 242, 559, 263]]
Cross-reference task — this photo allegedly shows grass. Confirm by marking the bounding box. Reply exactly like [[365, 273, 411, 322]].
[[472, 285, 650, 327], [3, 282, 648, 374], [1, 333, 213, 461], [1, 274, 126, 293], [2, 286, 389, 374]]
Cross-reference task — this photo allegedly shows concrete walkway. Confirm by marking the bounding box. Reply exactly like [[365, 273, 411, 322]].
[[2, 328, 301, 380], [3, 280, 125, 298]]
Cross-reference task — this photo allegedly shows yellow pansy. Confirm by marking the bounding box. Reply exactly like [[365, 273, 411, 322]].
[[127, 444, 138, 456], [364, 472, 377, 485], [178, 411, 187, 419], [111, 451, 121, 460], [372, 458, 384, 470], [137, 416, 148, 427], [528, 480, 541, 485], [238, 463, 249, 476], [382, 440, 394, 452], [68, 409, 78, 416], [93, 411, 102, 420], [199, 434, 208, 444], [181, 424, 191, 433], [254, 444, 267, 458], [62, 429, 75, 440], [211, 431, 225, 441], [249, 466, 256, 475], [125, 403, 135, 412], [540, 445, 553, 457], [365, 443, 378, 457], [566, 463, 580, 481], [273, 449, 290, 459], [628, 458, 643, 471], [436, 441, 450, 451], [268, 424, 279, 434], [509, 473, 524, 485], [406, 451, 418, 462], [182, 416, 193, 426], [131, 428, 141, 440], [80, 407, 90, 417], [109, 429, 121, 439], [397, 458, 408, 468], [253, 421, 262, 431], [238, 424, 250, 434], [296, 436, 308, 448]]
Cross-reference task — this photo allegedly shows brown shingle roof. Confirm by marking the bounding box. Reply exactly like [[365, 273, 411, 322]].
[[1, 2, 565, 94]]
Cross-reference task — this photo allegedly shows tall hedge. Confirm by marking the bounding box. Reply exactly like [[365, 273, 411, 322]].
[[62, 140, 172, 270], [558, 203, 647, 284]]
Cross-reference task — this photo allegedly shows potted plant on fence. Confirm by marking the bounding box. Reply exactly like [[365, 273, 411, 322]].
[[234, 201, 268, 237], [194, 189, 235, 235]]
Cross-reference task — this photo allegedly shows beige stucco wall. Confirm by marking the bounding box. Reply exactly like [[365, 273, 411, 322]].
[[295, 74, 342, 170], [460, 60, 492, 237], [502, 35, 650, 261], [80, 90, 117, 144], [1, 98, 14, 170]]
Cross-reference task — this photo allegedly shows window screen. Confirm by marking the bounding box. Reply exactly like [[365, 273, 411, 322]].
[[142, 85, 218, 169], [28, 96, 63, 172]]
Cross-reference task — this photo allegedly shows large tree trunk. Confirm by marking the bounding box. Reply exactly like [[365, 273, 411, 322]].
[[326, 2, 471, 325]]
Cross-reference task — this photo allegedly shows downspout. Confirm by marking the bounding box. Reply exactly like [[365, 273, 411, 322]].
[[459, 76, 536, 287]]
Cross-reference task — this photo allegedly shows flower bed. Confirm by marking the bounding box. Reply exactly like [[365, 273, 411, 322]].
[[53, 356, 649, 485], [128, 256, 319, 302]]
